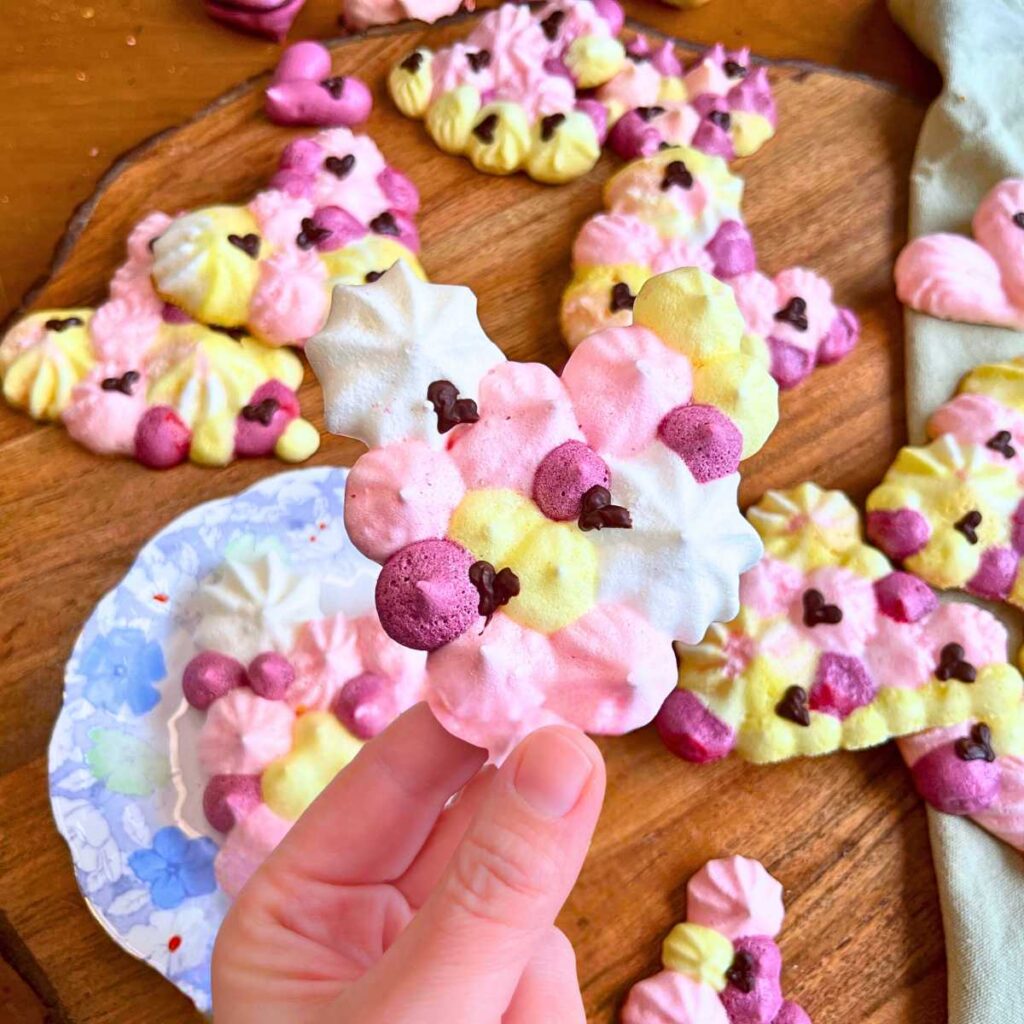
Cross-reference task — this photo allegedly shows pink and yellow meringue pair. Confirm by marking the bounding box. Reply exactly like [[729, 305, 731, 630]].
[[561, 147, 859, 389], [308, 261, 778, 758]]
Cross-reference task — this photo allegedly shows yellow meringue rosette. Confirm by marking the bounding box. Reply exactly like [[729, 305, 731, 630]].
[[731, 111, 775, 159], [321, 237, 426, 289], [1, 310, 95, 420], [465, 102, 532, 175], [564, 35, 627, 89], [633, 268, 779, 459], [448, 488, 598, 633], [661, 923, 734, 991], [275, 418, 321, 463], [388, 49, 434, 119], [958, 355, 1024, 410], [262, 711, 363, 821], [426, 85, 482, 154], [151, 206, 264, 327], [526, 110, 601, 185]]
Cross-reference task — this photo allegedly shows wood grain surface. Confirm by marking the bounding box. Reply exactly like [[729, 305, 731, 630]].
[[0, 5, 943, 1024]]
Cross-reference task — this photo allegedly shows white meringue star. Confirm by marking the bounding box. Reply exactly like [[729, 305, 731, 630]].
[[596, 443, 763, 644], [306, 261, 506, 450]]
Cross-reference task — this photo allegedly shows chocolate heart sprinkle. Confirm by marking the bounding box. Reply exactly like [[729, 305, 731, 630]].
[[774, 296, 809, 331], [954, 510, 982, 544], [707, 109, 731, 129], [802, 588, 842, 626], [540, 9, 565, 40], [466, 49, 491, 73], [609, 282, 635, 313], [44, 316, 84, 332], [469, 560, 521, 623], [776, 685, 811, 726], [955, 723, 996, 762], [320, 76, 346, 99], [1013, 212, 1024, 230], [227, 233, 261, 259], [427, 380, 479, 433], [210, 325, 248, 341], [660, 160, 694, 191], [577, 485, 632, 531], [726, 950, 757, 993], [100, 370, 141, 395], [540, 112, 566, 141], [636, 105, 666, 122], [296, 217, 332, 250], [241, 397, 279, 426], [627, 51, 651, 63], [324, 153, 356, 179], [724, 59, 748, 78], [401, 51, 424, 74], [364, 270, 383, 283], [370, 212, 400, 237], [472, 113, 500, 144], [937, 643, 977, 683], [987, 430, 1016, 459]]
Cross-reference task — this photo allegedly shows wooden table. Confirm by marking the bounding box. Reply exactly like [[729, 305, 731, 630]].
[[0, 2, 943, 1021]]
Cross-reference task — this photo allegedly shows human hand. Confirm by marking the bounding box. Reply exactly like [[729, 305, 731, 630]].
[[212, 703, 606, 1023]]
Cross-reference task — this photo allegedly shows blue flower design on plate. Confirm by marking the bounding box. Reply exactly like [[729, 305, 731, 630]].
[[129, 826, 218, 909], [81, 627, 166, 715]]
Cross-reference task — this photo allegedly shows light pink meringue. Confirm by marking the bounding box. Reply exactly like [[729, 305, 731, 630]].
[[686, 855, 785, 940], [287, 614, 364, 710], [248, 189, 315, 249], [214, 804, 293, 898], [198, 688, 295, 776], [622, 969, 729, 1024], [62, 367, 149, 456], [249, 250, 330, 346], [572, 212, 663, 268]]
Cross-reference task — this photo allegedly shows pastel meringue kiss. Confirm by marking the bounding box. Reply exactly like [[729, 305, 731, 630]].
[[265, 42, 373, 128]]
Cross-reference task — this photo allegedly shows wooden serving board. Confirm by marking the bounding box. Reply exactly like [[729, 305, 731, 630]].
[[0, 14, 939, 1023]]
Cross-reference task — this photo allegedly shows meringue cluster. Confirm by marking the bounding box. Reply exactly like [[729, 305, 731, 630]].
[[308, 261, 778, 757], [0, 127, 424, 468], [561, 145, 859, 390], [623, 856, 810, 1024], [387, 3, 779, 184], [867, 354, 1024, 609], [182, 552, 428, 896], [659, 483, 1024, 851]]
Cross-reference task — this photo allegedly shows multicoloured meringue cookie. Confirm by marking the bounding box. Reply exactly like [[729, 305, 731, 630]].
[[204, 0, 307, 41], [658, 484, 1024, 840], [265, 42, 373, 128], [622, 857, 809, 1024], [895, 179, 1024, 330], [561, 147, 860, 391], [308, 263, 776, 758]]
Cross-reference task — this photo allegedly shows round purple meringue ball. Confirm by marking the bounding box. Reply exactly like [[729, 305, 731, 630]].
[[873, 571, 938, 623], [331, 671, 398, 739], [247, 652, 295, 701], [533, 440, 610, 521], [720, 937, 784, 1024], [655, 690, 736, 763], [866, 508, 930, 561], [658, 404, 743, 483], [911, 741, 1001, 816], [183, 651, 248, 710], [203, 774, 262, 833]]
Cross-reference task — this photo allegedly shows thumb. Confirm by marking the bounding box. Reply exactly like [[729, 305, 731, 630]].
[[354, 726, 605, 1022]]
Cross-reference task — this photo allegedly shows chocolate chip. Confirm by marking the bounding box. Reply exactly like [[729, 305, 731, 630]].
[[241, 397, 279, 426], [627, 50, 651, 63], [365, 270, 383, 283], [540, 112, 566, 141], [227, 233, 261, 259], [937, 643, 977, 683], [987, 430, 1016, 459], [775, 685, 811, 726], [324, 154, 356, 179], [609, 282, 635, 313], [658, 141, 673, 151], [469, 560, 520, 623], [955, 723, 996, 762], [1013, 212, 1024, 230], [100, 370, 141, 395], [577, 485, 632, 531], [320, 76, 346, 99], [707, 109, 732, 130], [147, 235, 160, 254], [802, 588, 842, 626], [726, 950, 757, 993], [296, 217, 332, 250], [370, 212, 400, 237], [954, 510, 982, 544], [209, 325, 248, 341], [472, 113, 499, 144], [401, 51, 424, 73], [660, 160, 694, 191], [427, 380, 479, 433], [774, 296, 809, 331], [44, 316, 84, 332], [724, 59, 748, 78], [540, 9, 565, 40], [466, 49, 491, 73], [636, 105, 666, 122]]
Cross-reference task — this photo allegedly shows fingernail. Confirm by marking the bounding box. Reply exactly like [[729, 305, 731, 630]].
[[514, 730, 594, 819]]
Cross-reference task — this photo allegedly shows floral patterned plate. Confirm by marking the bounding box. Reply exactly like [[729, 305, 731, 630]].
[[48, 466, 376, 1014]]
